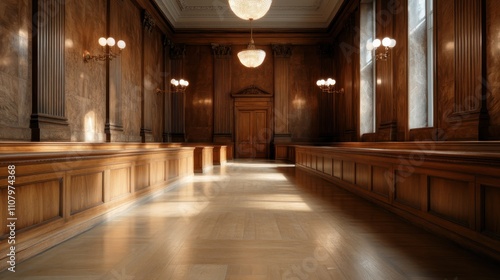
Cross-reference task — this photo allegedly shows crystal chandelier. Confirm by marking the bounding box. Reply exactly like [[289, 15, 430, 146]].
[[238, 19, 266, 68], [228, 0, 272, 20]]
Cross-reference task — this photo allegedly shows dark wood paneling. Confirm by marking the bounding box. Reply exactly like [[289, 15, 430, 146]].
[[372, 166, 390, 197], [355, 163, 371, 190], [483, 184, 500, 238], [70, 172, 104, 214], [185, 45, 214, 142], [429, 176, 472, 227], [485, 0, 500, 139], [343, 161, 355, 184], [273, 44, 292, 141], [323, 157, 333, 176], [395, 172, 422, 210], [333, 159, 342, 178]]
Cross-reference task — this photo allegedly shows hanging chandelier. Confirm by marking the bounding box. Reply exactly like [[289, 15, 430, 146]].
[[228, 0, 272, 20], [238, 19, 266, 68]]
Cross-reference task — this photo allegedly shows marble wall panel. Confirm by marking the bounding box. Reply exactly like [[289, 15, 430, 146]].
[[0, 0, 31, 140], [120, 0, 142, 142], [65, 0, 106, 142]]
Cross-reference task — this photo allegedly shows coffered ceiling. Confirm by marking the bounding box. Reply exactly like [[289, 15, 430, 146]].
[[154, 0, 344, 30]]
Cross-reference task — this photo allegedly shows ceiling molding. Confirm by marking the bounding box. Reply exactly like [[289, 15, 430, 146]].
[[154, 0, 344, 30]]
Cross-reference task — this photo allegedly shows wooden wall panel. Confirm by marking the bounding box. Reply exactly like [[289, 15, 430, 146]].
[[355, 163, 371, 190], [485, 0, 500, 139], [394, 173, 422, 210], [333, 159, 342, 178], [185, 45, 214, 142], [372, 166, 390, 197], [150, 161, 165, 184], [70, 172, 104, 214], [1, 180, 61, 234], [288, 46, 322, 141], [483, 184, 500, 238], [323, 157, 333, 176], [109, 167, 130, 200], [273, 44, 292, 142], [134, 164, 150, 190], [211, 44, 232, 143], [0, 144, 194, 271], [294, 144, 500, 261], [343, 161, 355, 184], [429, 176, 472, 227], [168, 159, 179, 179]]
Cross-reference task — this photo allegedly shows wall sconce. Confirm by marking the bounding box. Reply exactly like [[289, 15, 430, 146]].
[[83, 37, 126, 62], [366, 37, 396, 61], [155, 79, 189, 94], [170, 78, 189, 93], [316, 78, 344, 94]]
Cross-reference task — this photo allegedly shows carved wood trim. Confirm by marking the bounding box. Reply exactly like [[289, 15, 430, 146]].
[[211, 43, 232, 58], [272, 44, 292, 58], [142, 9, 156, 33], [231, 85, 273, 98]]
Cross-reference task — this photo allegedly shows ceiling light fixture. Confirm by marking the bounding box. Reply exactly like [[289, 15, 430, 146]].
[[228, 0, 272, 20], [238, 19, 266, 68]]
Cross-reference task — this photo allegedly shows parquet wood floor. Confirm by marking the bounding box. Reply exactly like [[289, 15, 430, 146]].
[[1, 160, 499, 279]]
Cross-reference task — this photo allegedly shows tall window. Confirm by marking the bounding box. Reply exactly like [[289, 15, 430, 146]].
[[360, 0, 376, 135], [408, 0, 434, 129]]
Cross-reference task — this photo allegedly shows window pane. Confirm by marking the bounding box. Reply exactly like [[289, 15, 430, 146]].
[[360, 0, 376, 135], [408, 0, 432, 129], [408, 0, 433, 129]]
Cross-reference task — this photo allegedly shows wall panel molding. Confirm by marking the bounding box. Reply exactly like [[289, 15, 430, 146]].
[[30, 0, 69, 141], [212, 43, 233, 143], [272, 44, 292, 142]]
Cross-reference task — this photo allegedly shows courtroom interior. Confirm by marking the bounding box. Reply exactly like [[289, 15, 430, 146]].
[[1, 0, 500, 278]]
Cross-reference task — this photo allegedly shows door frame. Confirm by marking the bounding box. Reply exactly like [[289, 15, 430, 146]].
[[232, 86, 273, 159]]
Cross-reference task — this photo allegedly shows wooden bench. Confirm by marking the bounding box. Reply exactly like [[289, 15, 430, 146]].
[[294, 141, 500, 262], [0, 143, 194, 271]]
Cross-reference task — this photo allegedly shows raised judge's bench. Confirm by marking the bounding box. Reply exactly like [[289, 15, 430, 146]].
[[0, 143, 194, 271], [290, 141, 500, 262]]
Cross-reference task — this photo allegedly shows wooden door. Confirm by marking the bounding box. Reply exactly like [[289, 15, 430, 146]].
[[235, 109, 270, 158]]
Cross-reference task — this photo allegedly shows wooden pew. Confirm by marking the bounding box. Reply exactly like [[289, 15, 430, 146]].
[[293, 141, 500, 262], [0, 143, 194, 271]]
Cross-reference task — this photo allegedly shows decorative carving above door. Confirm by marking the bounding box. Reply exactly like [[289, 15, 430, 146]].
[[231, 85, 273, 98]]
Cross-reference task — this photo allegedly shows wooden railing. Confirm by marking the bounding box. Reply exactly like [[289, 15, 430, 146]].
[[0, 143, 195, 271], [292, 142, 500, 262]]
